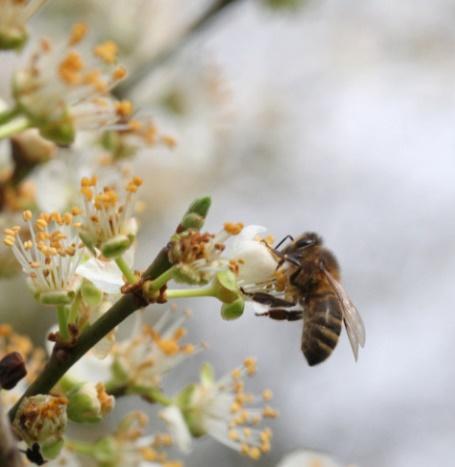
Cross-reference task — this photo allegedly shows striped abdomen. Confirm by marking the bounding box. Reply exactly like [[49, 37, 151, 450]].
[[301, 293, 342, 366]]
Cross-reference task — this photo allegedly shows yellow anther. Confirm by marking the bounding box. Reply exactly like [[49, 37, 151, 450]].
[[22, 210, 32, 221], [4, 228, 17, 237], [3, 236, 15, 247], [224, 222, 244, 235], [63, 213, 73, 225], [262, 389, 273, 401], [59, 51, 84, 85], [68, 23, 88, 46], [24, 241, 33, 250], [182, 344, 195, 354], [161, 135, 177, 149], [228, 430, 239, 441], [71, 206, 81, 216], [113, 66, 127, 80], [249, 447, 261, 460], [243, 357, 257, 376], [240, 443, 249, 455], [262, 406, 278, 418], [173, 327, 186, 341], [81, 186, 93, 201], [157, 339, 179, 356], [35, 218, 48, 230], [94, 41, 118, 64], [140, 447, 158, 462], [243, 428, 252, 438], [231, 368, 242, 379], [115, 100, 133, 117], [260, 441, 271, 453], [230, 401, 241, 413], [30, 261, 40, 269], [128, 119, 142, 131]]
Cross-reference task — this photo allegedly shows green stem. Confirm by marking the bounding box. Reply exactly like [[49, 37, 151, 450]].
[[65, 439, 96, 456], [166, 285, 216, 299], [115, 0, 244, 98], [115, 256, 136, 284], [0, 116, 30, 140], [57, 305, 69, 341], [137, 387, 172, 406], [0, 106, 19, 125], [146, 265, 176, 292], [8, 195, 211, 422]]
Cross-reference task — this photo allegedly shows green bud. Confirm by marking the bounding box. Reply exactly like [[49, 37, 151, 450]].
[[81, 280, 103, 307], [41, 438, 64, 460], [66, 382, 114, 423], [178, 196, 211, 232], [211, 270, 240, 304], [93, 437, 117, 463], [38, 116, 75, 146], [176, 384, 196, 411], [180, 212, 205, 230], [0, 29, 28, 51], [220, 297, 245, 321], [186, 196, 211, 219], [109, 359, 129, 386], [200, 362, 215, 384], [175, 384, 206, 437], [172, 264, 209, 285], [101, 234, 133, 258], [79, 232, 96, 254], [38, 290, 74, 305]]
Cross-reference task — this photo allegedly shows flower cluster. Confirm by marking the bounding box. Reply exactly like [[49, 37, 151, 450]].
[[110, 309, 203, 393], [161, 358, 277, 460], [79, 175, 141, 257], [0, 0, 47, 50], [14, 394, 68, 459], [56, 412, 181, 467], [13, 23, 128, 144], [3, 209, 83, 303]]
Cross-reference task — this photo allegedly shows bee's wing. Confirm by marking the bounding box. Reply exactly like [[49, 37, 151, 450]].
[[323, 268, 366, 361]]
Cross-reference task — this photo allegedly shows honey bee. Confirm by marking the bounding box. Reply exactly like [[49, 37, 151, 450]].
[[249, 232, 365, 366]]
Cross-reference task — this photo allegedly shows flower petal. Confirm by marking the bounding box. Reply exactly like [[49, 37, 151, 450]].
[[277, 450, 344, 467], [159, 405, 193, 453], [77, 258, 123, 294]]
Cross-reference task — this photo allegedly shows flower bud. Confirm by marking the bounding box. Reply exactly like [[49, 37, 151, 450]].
[[0, 29, 28, 51], [0, 351, 26, 389], [13, 395, 68, 459], [66, 382, 115, 423], [37, 290, 75, 305], [11, 128, 56, 163], [101, 234, 134, 258], [220, 297, 245, 321], [211, 270, 241, 304], [81, 280, 103, 307], [180, 212, 205, 231]]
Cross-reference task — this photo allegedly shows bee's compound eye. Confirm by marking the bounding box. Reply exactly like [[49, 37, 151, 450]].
[[295, 233, 321, 249]]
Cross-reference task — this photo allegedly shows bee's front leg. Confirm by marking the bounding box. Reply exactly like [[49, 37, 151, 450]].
[[256, 309, 303, 321], [241, 290, 295, 307]]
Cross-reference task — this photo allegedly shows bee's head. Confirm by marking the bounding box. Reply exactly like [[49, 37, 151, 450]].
[[293, 232, 322, 250]]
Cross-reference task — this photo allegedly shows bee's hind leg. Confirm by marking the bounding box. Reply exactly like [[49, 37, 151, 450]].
[[256, 309, 303, 321]]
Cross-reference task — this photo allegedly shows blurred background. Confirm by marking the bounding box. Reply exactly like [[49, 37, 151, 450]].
[[2, 0, 455, 466]]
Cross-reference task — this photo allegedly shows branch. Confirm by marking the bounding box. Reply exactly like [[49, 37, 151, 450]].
[[9, 196, 211, 422], [115, 0, 244, 98], [0, 398, 23, 466]]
